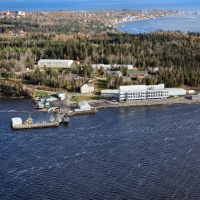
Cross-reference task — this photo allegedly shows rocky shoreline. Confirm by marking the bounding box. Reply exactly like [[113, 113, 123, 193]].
[[94, 98, 200, 110]]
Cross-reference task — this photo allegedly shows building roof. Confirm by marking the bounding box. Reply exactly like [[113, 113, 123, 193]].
[[78, 101, 91, 108], [38, 59, 73, 63], [119, 84, 165, 92], [81, 84, 94, 88], [101, 89, 119, 94], [12, 117, 22, 125], [56, 91, 65, 94]]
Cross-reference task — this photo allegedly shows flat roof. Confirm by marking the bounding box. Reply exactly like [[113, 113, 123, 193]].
[[38, 59, 73, 63], [101, 90, 119, 94]]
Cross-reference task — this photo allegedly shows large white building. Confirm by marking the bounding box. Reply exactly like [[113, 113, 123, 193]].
[[38, 59, 73, 68], [101, 84, 186, 101]]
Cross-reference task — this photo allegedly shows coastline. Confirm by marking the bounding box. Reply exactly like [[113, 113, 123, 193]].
[[94, 98, 200, 109], [67, 98, 200, 116]]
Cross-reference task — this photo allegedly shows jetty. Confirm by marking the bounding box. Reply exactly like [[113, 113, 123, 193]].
[[12, 112, 69, 130], [12, 121, 59, 130]]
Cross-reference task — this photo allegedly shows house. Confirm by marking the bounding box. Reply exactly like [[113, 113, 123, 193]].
[[40, 95, 57, 102], [75, 101, 91, 112], [38, 59, 73, 68], [80, 84, 94, 94], [56, 91, 65, 100]]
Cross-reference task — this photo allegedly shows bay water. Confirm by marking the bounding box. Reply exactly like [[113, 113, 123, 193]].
[[1, 98, 200, 199]]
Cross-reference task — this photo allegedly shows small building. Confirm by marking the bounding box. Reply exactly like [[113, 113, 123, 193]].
[[12, 117, 22, 125], [40, 95, 57, 102], [187, 90, 195, 94], [56, 91, 65, 100], [38, 59, 73, 68], [80, 84, 94, 94], [167, 88, 186, 96], [38, 102, 45, 109], [101, 89, 119, 99], [75, 101, 91, 112]]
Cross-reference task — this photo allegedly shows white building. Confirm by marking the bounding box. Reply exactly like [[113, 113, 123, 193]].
[[75, 101, 91, 112], [38, 59, 73, 68], [167, 88, 186, 96], [101, 89, 119, 99], [56, 91, 66, 100], [80, 84, 94, 94], [12, 117, 22, 125], [119, 84, 170, 101]]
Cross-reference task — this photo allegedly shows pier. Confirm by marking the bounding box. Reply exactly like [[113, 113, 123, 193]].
[[12, 121, 59, 129], [12, 111, 69, 130]]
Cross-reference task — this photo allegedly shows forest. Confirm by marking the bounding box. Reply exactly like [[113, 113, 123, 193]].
[[0, 29, 200, 91]]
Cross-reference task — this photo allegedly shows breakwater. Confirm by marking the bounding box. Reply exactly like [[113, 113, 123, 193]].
[[93, 98, 200, 110], [67, 108, 98, 116]]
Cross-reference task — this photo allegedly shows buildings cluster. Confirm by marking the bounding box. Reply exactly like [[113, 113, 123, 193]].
[[0, 10, 26, 19], [101, 84, 186, 101], [37, 59, 187, 101]]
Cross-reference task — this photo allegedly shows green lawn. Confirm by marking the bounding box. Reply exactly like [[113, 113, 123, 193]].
[[34, 90, 48, 97], [2, 24, 15, 27], [70, 95, 100, 102]]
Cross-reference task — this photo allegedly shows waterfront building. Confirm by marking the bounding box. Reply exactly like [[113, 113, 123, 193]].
[[80, 84, 94, 94], [101, 84, 186, 101], [101, 89, 119, 99], [38, 59, 73, 68], [40, 95, 57, 102], [12, 117, 22, 125], [75, 101, 91, 112], [119, 84, 169, 101], [166, 88, 186, 96]]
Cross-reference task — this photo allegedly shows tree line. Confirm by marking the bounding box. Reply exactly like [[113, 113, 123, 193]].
[[0, 31, 200, 88]]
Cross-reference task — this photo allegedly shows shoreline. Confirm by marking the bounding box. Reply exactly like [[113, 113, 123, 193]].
[[67, 98, 200, 116], [94, 98, 200, 109], [2, 94, 200, 116]]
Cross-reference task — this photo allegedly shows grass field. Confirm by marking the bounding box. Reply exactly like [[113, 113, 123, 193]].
[[34, 90, 48, 97], [70, 95, 100, 102], [2, 24, 15, 27]]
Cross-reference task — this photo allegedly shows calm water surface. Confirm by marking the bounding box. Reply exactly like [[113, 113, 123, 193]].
[[116, 14, 200, 34], [1, 98, 200, 199]]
